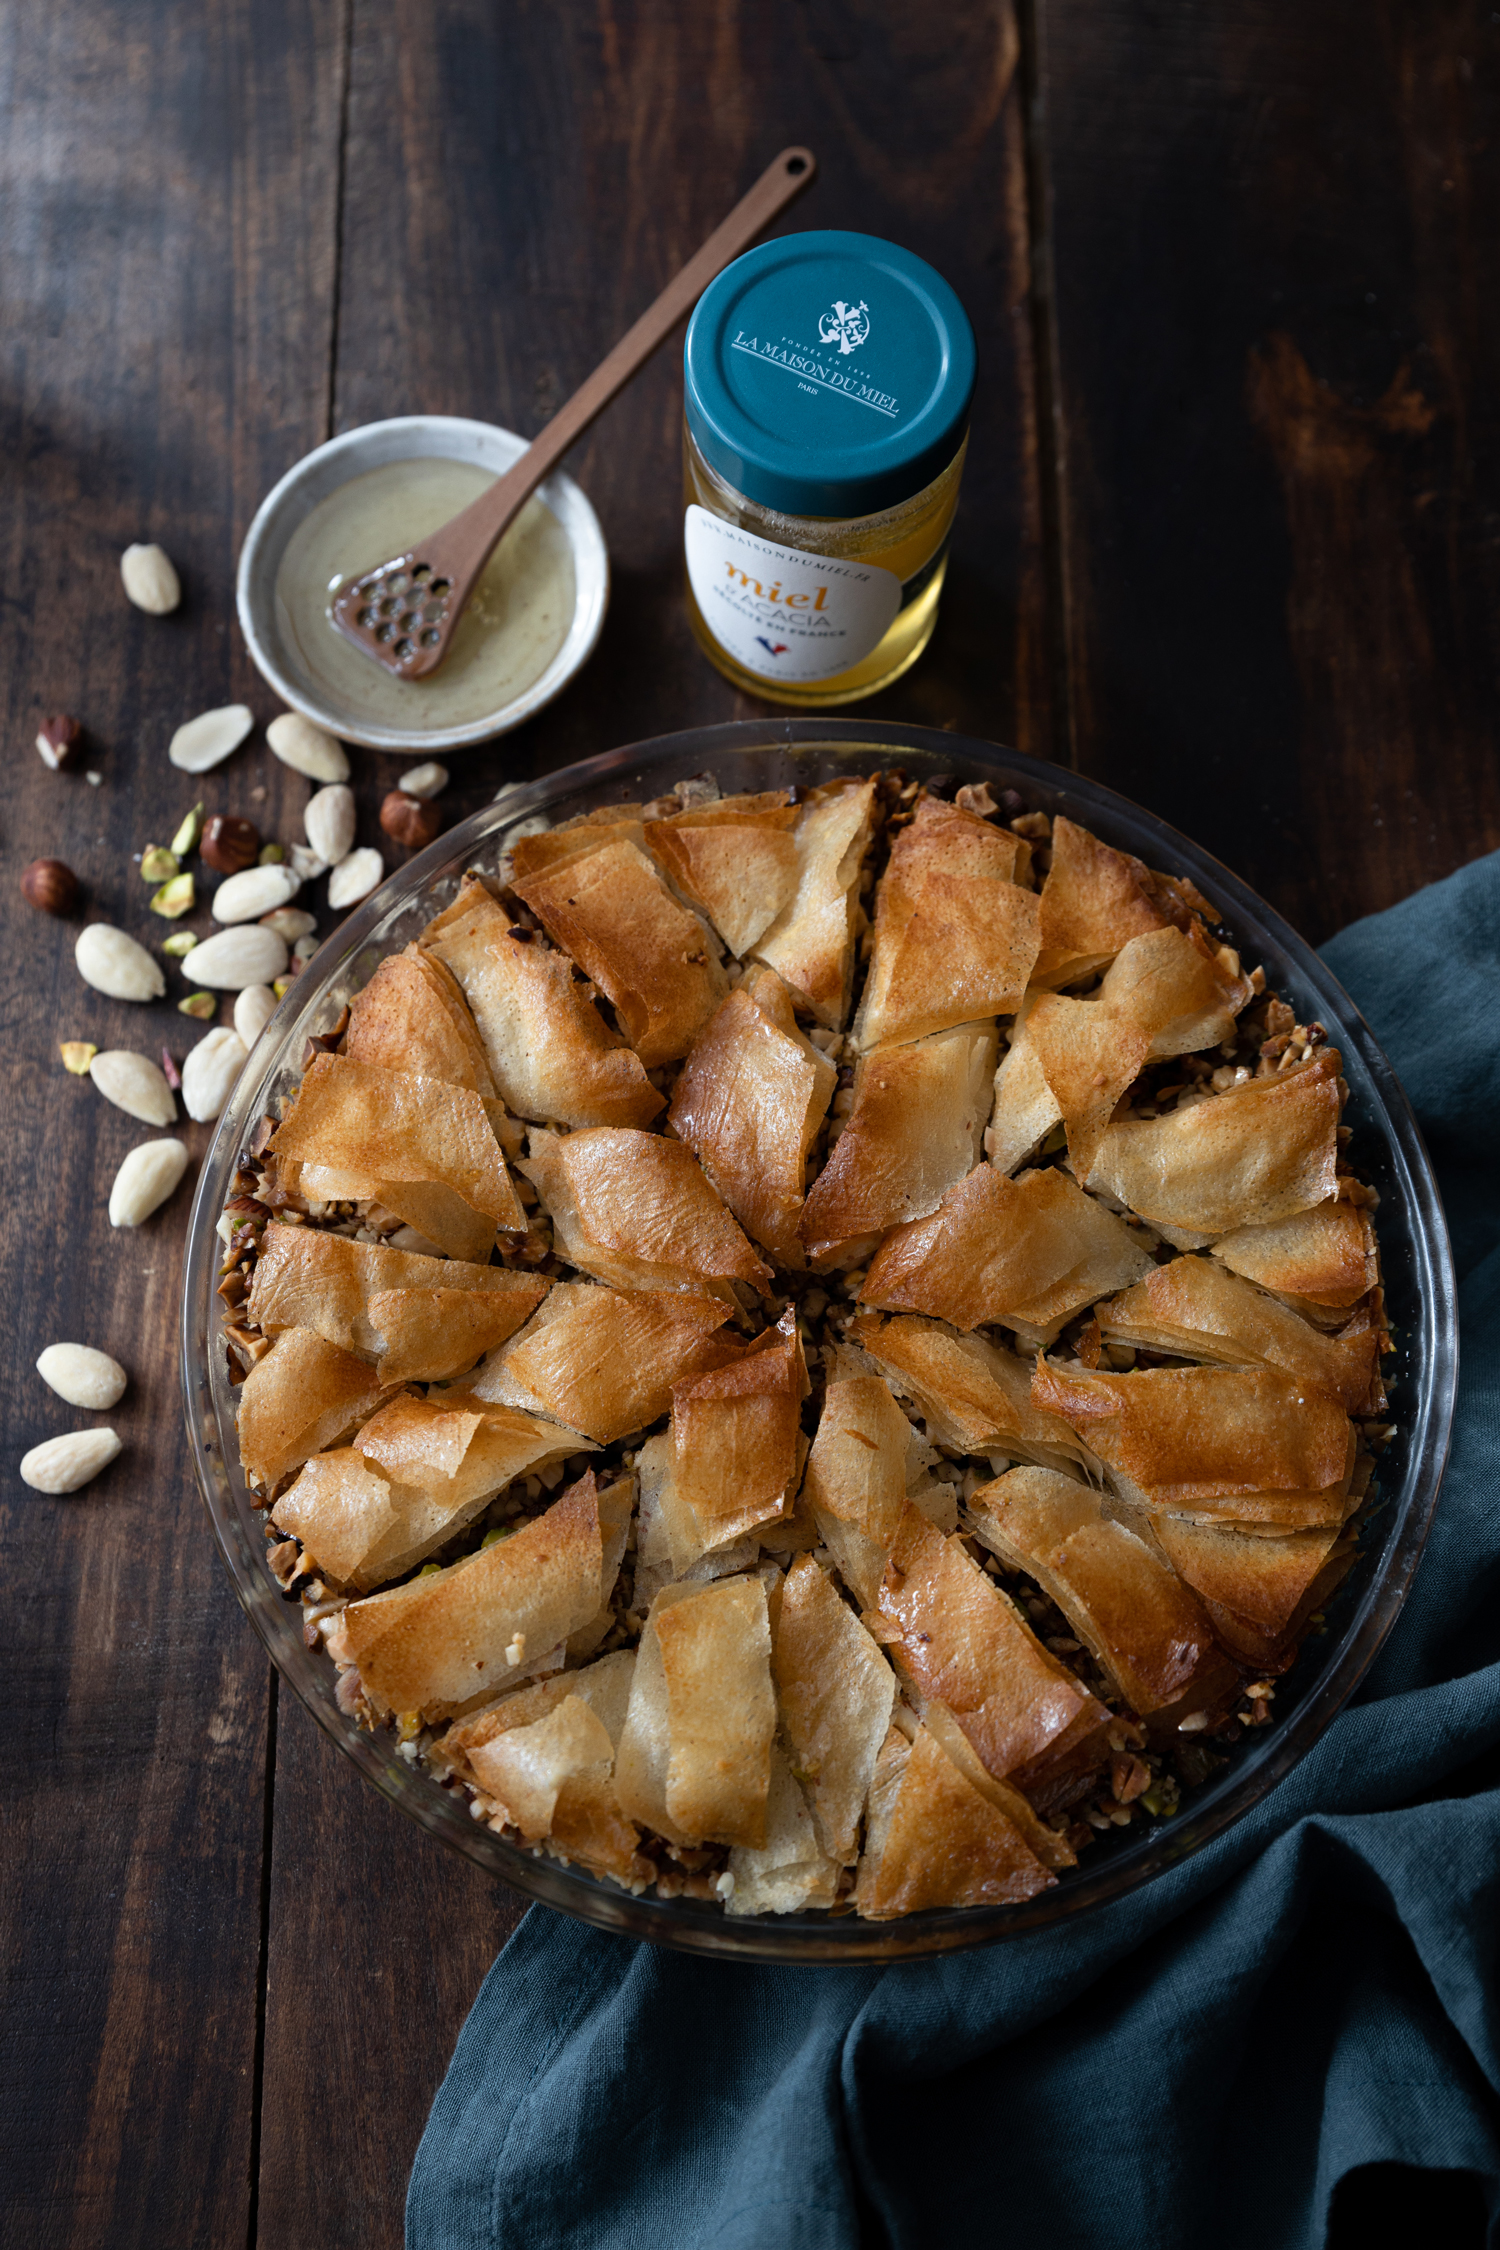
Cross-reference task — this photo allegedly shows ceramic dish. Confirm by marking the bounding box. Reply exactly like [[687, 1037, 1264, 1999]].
[[182, 719, 1457, 1961], [236, 414, 609, 753]]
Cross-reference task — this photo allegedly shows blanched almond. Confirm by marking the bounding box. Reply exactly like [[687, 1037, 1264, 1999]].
[[287, 843, 327, 882], [398, 760, 448, 800], [327, 847, 383, 910], [305, 784, 355, 867], [266, 711, 349, 783], [76, 924, 166, 1003], [181, 1026, 250, 1121], [20, 1427, 122, 1492], [120, 542, 180, 614], [211, 863, 300, 923], [36, 1343, 128, 1410], [180, 926, 288, 990], [259, 907, 316, 941], [108, 1138, 189, 1226], [169, 704, 254, 773], [233, 985, 277, 1047], [89, 1050, 177, 1126]]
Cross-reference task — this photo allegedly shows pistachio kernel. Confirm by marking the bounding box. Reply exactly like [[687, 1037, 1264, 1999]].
[[161, 929, 197, 958], [60, 1040, 98, 1075], [178, 991, 216, 1020], [258, 842, 286, 865], [150, 872, 196, 918], [170, 801, 205, 857], [140, 844, 180, 883], [272, 977, 292, 1000]]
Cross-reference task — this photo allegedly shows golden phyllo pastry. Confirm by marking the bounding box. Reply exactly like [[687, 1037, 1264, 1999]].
[[798, 1023, 997, 1259], [342, 944, 498, 1094], [802, 1371, 928, 1608], [463, 1280, 741, 1443], [1031, 815, 1216, 989], [851, 1312, 1097, 1475], [771, 1555, 896, 1867], [750, 777, 878, 1028], [1211, 1197, 1379, 1320], [664, 1310, 808, 1557], [237, 1327, 392, 1492], [615, 1575, 776, 1848], [330, 1469, 615, 1720], [423, 878, 663, 1129], [1085, 1050, 1343, 1243], [861, 1163, 1154, 1343], [853, 796, 1041, 1050], [643, 790, 801, 959], [1147, 1515, 1358, 1673], [968, 1468, 1237, 1727], [853, 1724, 1060, 1918], [513, 836, 727, 1068], [1095, 1254, 1383, 1413], [668, 966, 836, 1264], [521, 1126, 772, 1301]]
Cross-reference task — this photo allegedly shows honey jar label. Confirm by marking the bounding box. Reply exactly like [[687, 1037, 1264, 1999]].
[[685, 506, 902, 684]]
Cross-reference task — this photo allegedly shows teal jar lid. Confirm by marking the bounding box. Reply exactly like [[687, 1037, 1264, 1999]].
[[684, 230, 976, 519]]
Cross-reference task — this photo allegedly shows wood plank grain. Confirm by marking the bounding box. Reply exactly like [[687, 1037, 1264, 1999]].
[[1036, 0, 1500, 940], [0, 4, 347, 2244]]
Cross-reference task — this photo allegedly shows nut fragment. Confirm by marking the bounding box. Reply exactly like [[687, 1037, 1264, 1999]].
[[380, 791, 442, 850], [182, 1026, 250, 1121], [259, 907, 315, 941], [258, 842, 285, 865], [292, 933, 318, 962], [398, 760, 448, 800], [20, 1427, 123, 1493], [149, 872, 196, 918], [178, 992, 217, 1020], [160, 1047, 182, 1089], [170, 802, 204, 857], [108, 1137, 189, 1226], [139, 845, 180, 882], [266, 711, 349, 784], [89, 1049, 178, 1126], [180, 925, 289, 990], [287, 843, 327, 882], [211, 862, 299, 924], [36, 1343, 128, 1411], [305, 783, 356, 867], [169, 704, 253, 774], [161, 930, 197, 959], [36, 714, 81, 771], [22, 859, 80, 916], [201, 814, 260, 874], [327, 847, 383, 911], [120, 542, 181, 614], [60, 1041, 97, 1074], [233, 985, 277, 1047], [76, 923, 166, 1002]]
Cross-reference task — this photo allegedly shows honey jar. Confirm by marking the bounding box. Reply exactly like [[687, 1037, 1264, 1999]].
[[682, 229, 975, 705]]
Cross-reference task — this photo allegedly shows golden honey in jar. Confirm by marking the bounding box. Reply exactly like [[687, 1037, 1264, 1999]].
[[682, 229, 976, 705]]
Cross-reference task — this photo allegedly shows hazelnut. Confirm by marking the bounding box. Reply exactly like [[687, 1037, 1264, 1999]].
[[380, 790, 442, 850], [201, 813, 261, 874], [22, 858, 81, 916], [36, 714, 82, 771]]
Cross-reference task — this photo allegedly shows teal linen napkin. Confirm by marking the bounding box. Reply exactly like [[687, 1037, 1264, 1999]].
[[408, 851, 1500, 2250]]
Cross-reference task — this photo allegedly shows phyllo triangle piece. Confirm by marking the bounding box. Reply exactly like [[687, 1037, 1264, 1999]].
[[644, 792, 801, 959], [798, 1023, 998, 1260], [1031, 1357, 1356, 1526], [455, 1659, 644, 1885], [440, 1647, 637, 1779], [1211, 1197, 1378, 1320], [862, 1163, 1154, 1342], [270, 1397, 594, 1590], [1096, 1254, 1383, 1413], [521, 1126, 772, 1301], [247, 1221, 546, 1379], [853, 1722, 1057, 1917], [772, 1555, 895, 1865], [269, 1053, 525, 1260], [614, 1576, 776, 1848], [873, 1502, 1108, 1808], [801, 1372, 923, 1607], [726, 1744, 841, 1915], [851, 1312, 1097, 1476], [343, 944, 497, 1095], [1085, 1050, 1342, 1242], [969, 1467, 1238, 1727], [667, 1309, 808, 1555], [852, 797, 1042, 1050], [1148, 1512, 1355, 1667], [668, 966, 836, 1264], [421, 878, 663, 1129], [237, 1327, 391, 1493], [513, 836, 727, 1068], [329, 1470, 610, 1721], [508, 806, 648, 879], [1031, 815, 1215, 990], [463, 1281, 742, 1443], [750, 777, 878, 1029], [1023, 925, 1254, 1179], [984, 998, 1063, 1175]]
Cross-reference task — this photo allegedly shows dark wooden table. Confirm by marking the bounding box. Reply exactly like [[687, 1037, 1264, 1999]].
[[5, 5, 1497, 2245]]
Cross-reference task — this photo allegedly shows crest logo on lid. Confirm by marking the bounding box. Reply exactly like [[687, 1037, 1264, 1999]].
[[818, 299, 870, 356]]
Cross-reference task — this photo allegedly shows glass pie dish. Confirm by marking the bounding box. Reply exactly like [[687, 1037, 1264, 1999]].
[[182, 718, 1458, 1961]]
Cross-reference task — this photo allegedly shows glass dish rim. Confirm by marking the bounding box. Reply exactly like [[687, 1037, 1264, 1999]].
[[181, 716, 1458, 1963]]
